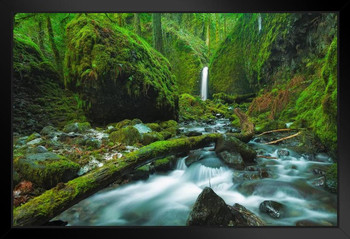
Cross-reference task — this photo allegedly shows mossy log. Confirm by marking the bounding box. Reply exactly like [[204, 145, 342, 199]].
[[13, 133, 221, 226]]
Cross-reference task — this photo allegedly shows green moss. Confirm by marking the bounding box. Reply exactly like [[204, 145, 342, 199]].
[[145, 123, 162, 132], [64, 14, 179, 123], [14, 153, 80, 189], [63, 122, 91, 133], [210, 13, 290, 95], [294, 37, 337, 154], [325, 163, 337, 193], [109, 126, 142, 145]]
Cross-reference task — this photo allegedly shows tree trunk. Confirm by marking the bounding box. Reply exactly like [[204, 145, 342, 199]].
[[13, 134, 221, 226], [37, 17, 45, 55], [152, 13, 164, 54], [46, 15, 63, 79], [133, 13, 141, 36]]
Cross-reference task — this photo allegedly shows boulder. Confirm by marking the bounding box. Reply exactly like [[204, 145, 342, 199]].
[[215, 134, 256, 162], [187, 187, 265, 226], [185, 131, 203, 137], [259, 200, 286, 219], [217, 150, 245, 170], [141, 132, 164, 146], [185, 149, 204, 167], [64, 14, 178, 124], [109, 126, 142, 145], [228, 203, 265, 226], [186, 187, 233, 226], [14, 152, 80, 189]]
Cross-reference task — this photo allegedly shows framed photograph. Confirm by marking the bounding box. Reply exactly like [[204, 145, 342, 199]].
[[4, 0, 350, 238]]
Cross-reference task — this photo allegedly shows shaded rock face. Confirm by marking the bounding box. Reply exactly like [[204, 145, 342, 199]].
[[187, 187, 265, 226], [12, 36, 85, 135], [64, 15, 179, 125]]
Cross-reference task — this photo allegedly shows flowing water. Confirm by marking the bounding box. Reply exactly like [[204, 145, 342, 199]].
[[200, 66, 208, 101], [54, 119, 337, 226]]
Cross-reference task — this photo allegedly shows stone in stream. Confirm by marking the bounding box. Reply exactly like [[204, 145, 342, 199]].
[[259, 200, 286, 219], [217, 150, 245, 170], [185, 149, 204, 167], [185, 131, 203, 137], [187, 187, 265, 226], [277, 149, 290, 157], [215, 134, 256, 163]]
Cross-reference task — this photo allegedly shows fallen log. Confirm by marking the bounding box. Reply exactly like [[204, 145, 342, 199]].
[[264, 131, 301, 145], [13, 133, 221, 227]]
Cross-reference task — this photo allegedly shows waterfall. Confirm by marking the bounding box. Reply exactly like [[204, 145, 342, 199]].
[[201, 66, 208, 100], [258, 14, 262, 32]]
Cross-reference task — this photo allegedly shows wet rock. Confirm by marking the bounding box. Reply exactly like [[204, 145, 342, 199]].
[[277, 149, 290, 157], [84, 137, 102, 149], [63, 122, 91, 133], [259, 200, 286, 219], [185, 131, 203, 137], [215, 134, 256, 163], [186, 187, 234, 226], [187, 187, 265, 226], [228, 203, 265, 226], [35, 145, 48, 153], [204, 127, 215, 133], [40, 126, 58, 137], [312, 168, 326, 176], [314, 153, 333, 163], [185, 150, 204, 167], [310, 176, 325, 187], [217, 151, 245, 170]]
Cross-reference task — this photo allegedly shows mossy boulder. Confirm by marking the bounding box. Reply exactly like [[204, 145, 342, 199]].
[[14, 152, 80, 189], [64, 14, 179, 124], [141, 132, 164, 145], [63, 122, 91, 133], [215, 134, 257, 163], [109, 126, 142, 145]]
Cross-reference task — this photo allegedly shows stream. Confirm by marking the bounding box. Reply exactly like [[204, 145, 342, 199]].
[[53, 119, 337, 226]]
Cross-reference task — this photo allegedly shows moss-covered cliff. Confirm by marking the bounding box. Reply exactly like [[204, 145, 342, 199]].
[[64, 14, 179, 125], [12, 34, 86, 135]]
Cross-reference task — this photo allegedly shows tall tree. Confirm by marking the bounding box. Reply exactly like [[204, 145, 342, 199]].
[[152, 13, 164, 54], [37, 15, 45, 55], [133, 13, 141, 36], [46, 15, 63, 79]]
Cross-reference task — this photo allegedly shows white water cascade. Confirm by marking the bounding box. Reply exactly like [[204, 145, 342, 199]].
[[200, 66, 208, 100], [258, 14, 262, 32]]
